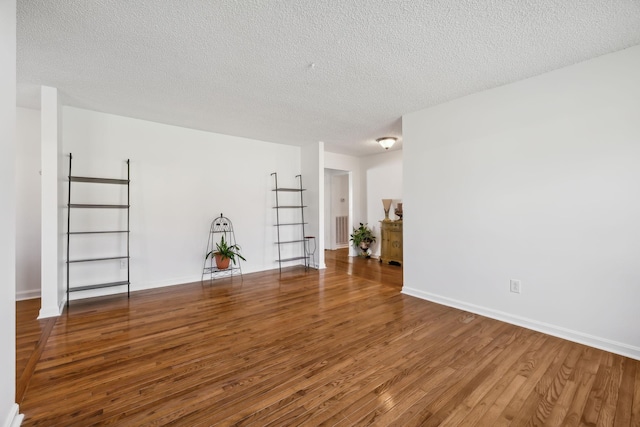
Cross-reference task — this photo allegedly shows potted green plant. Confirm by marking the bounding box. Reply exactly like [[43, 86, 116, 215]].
[[206, 235, 246, 270], [350, 222, 376, 257]]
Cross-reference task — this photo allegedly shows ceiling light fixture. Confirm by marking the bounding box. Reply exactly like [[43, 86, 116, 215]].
[[377, 137, 397, 150]]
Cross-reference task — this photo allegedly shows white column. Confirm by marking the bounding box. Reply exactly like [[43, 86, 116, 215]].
[[317, 142, 325, 269], [301, 141, 326, 269], [0, 0, 24, 424], [39, 86, 64, 318]]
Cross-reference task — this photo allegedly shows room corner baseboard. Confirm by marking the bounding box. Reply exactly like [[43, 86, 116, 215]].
[[402, 286, 640, 361], [16, 289, 41, 301], [3, 404, 23, 427]]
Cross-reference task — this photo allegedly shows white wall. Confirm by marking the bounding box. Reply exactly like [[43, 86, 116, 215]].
[[332, 175, 349, 219], [361, 150, 403, 257], [403, 45, 640, 359], [1, 0, 22, 424], [16, 107, 41, 299], [323, 172, 332, 248], [62, 107, 302, 299]]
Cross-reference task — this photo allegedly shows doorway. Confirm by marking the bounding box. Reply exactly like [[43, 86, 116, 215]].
[[324, 169, 351, 254]]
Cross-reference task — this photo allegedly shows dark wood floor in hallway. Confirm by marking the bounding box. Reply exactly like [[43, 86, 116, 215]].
[[16, 250, 640, 426]]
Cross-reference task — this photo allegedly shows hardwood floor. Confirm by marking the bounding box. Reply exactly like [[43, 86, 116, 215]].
[[16, 249, 640, 426], [15, 298, 56, 405]]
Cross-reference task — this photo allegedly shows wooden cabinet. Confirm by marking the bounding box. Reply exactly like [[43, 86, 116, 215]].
[[380, 220, 402, 265]]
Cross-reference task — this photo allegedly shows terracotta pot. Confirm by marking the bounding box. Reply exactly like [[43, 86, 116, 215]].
[[215, 253, 231, 270]]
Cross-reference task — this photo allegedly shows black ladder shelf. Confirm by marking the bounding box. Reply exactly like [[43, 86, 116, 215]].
[[66, 153, 130, 306], [271, 173, 315, 272], [202, 214, 243, 281]]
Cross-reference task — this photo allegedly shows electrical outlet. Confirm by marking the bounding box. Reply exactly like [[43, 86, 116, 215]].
[[120, 259, 127, 269], [510, 279, 521, 294]]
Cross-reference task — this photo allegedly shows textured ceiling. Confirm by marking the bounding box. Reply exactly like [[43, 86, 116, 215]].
[[17, 0, 640, 157]]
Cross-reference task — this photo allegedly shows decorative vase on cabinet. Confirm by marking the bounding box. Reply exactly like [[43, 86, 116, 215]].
[[380, 220, 402, 265]]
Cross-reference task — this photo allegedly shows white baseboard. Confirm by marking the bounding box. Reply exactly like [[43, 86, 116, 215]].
[[38, 298, 65, 319], [128, 275, 204, 292], [16, 289, 40, 301], [306, 262, 326, 270], [2, 404, 23, 427], [402, 286, 640, 361]]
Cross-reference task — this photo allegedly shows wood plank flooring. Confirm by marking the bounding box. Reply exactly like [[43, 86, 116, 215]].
[[16, 250, 640, 426], [15, 297, 56, 405]]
